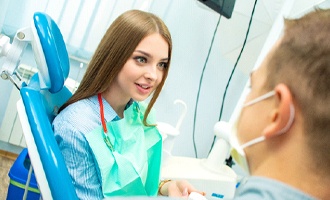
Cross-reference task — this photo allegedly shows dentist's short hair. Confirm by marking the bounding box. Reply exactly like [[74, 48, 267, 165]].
[[265, 8, 330, 169]]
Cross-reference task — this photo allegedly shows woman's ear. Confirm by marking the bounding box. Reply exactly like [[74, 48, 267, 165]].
[[263, 84, 294, 138]]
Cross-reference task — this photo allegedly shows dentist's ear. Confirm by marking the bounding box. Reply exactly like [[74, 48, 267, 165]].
[[263, 84, 295, 138]]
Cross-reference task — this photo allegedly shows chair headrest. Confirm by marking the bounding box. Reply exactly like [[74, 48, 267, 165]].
[[33, 12, 69, 93]]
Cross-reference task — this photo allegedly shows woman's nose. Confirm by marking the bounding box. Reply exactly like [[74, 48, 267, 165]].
[[144, 65, 158, 80]]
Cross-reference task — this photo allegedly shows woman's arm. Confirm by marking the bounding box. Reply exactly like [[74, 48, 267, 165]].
[[54, 116, 104, 199]]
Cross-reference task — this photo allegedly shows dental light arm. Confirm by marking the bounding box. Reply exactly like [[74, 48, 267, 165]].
[[0, 28, 30, 89], [1, 18, 55, 91]]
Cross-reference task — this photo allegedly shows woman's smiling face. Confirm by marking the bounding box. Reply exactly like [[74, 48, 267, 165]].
[[111, 33, 169, 102]]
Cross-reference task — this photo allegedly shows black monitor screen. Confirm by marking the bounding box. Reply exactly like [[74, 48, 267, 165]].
[[197, 0, 237, 19]]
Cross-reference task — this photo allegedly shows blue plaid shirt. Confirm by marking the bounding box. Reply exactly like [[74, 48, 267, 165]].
[[53, 95, 119, 199]]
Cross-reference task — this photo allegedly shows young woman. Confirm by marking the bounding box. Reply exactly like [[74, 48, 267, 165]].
[[53, 9, 202, 199]]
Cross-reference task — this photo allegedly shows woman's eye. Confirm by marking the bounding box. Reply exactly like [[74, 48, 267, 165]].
[[135, 56, 147, 63], [158, 62, 168, 69]]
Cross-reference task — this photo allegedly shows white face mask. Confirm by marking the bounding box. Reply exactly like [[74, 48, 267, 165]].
[[230, 90, 295, 174]]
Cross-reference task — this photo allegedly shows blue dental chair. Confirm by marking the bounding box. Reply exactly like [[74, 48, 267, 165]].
[[1, 12, 78, 199]]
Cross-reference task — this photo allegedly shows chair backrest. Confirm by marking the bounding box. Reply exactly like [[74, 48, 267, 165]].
[[18, 12, 78, 200]]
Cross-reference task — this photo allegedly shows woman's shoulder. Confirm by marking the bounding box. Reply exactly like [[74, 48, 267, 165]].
[[53, 97, 101, 133], [58, 98, 97, 119]]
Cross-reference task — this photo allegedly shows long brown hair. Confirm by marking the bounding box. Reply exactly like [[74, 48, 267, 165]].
[[59, 10, 172, 126]]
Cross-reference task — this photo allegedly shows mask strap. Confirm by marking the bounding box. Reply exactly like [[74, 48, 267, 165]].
[[240, 104, 295, 150], [241, 135, 265, 149], [244, 91, 276, 107], [277, 104, 295, 135]]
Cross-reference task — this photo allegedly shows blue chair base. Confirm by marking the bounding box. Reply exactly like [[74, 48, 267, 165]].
[[7, 148, 40, 200]]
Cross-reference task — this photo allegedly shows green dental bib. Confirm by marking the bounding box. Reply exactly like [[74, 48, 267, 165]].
[[85, 101, 162, 197]]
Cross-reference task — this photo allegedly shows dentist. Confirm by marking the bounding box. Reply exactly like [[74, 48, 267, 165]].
[[231, 8, 330, 200]]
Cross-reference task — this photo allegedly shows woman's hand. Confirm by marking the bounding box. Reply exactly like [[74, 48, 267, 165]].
[[158, 179, 205, 198]]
